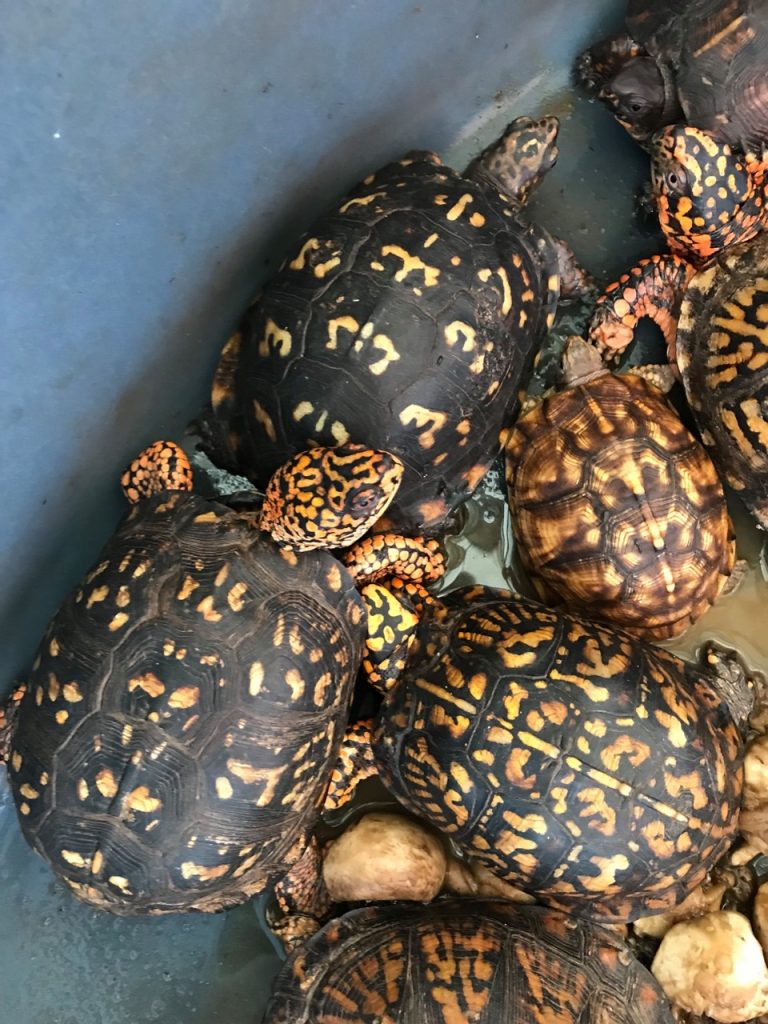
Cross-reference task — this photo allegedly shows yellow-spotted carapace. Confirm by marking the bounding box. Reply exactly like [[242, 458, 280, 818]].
[[0, 440, 444, 915], [206, 115, 594, 536]]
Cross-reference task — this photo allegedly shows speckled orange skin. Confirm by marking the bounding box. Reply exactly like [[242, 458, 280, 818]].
[[505, 370, 735, 639], [264, 901, 674, 1023]]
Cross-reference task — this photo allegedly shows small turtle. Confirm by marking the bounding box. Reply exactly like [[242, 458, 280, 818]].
[[271, 586, 753, 940], [0, 440, 443, 914], [589, 134, 768, 529], [263, 900, 675, 1024], [206, 114, 592, 537], [504, 336, 737, 639], [576, 0, 768, 152]]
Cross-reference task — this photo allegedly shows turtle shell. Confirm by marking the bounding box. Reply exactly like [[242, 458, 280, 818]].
[[588, 0, 768, 151], [209, 150, 558, 536], [676, 232, 768, 529], [263, 899, 674, 1023], [504, 369, 735, 639], [373, 587, 743, 922], [7, 490, 365, 913]]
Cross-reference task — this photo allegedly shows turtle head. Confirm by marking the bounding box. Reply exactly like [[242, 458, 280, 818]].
[[651, 125, 763, 262], [561, 335, 606, 387], [598, 57, 671, 143], [465, 115, 559, 207], [121, 441, 194, 503], [260, 444, 404, 551]]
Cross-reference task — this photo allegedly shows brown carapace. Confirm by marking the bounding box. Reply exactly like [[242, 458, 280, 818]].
[[1, 439, 443, 915], [263, 901, 674, 1024], [504, 339, 736, 639]]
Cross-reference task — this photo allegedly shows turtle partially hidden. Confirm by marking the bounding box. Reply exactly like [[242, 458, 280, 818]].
[[263, 900, 675, 1024], [0, 440, 443, 914], [504, 336, 737, 639], [576, 0, 768, 152], [205, 114, 593, 537], [589, 130, 768, 530]]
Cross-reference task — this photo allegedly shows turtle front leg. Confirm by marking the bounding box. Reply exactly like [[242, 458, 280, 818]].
[[0, 683, 26, 765], [342, 533, 444, 586], [270, 836, 331, 953], [575, 32, 644, 95], [323, 719, 379, 813], [588, 254, 695, 366]]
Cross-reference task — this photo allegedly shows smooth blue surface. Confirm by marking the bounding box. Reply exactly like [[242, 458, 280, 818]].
[[1, 0, 623, 688]]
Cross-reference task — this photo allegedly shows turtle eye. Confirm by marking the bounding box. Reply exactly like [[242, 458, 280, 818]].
[[349, 488, 379, 515], [665, 167, 687, 191]]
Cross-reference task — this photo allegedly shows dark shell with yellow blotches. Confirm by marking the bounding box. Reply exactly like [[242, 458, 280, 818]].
[[676, 232, 768, 530], [505, 369, 735, 639], [263, 900, 674, 1023], [373, 588, 743, 922], [208, 150, 562, 536], [8, 491, 365, 913]]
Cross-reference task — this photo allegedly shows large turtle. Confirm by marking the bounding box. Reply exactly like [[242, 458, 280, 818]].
[[269, 586, 754, 944], [576, 0, 768, 152], [263, 900, 675, 1024], [206, 115, 592, 537], [0, 440, 442, 914]]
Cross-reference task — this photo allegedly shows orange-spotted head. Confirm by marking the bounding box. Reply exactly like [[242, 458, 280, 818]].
[[121, 441, 194, 503], [260, 444, 404, 551], [651, 125, 766, 265]]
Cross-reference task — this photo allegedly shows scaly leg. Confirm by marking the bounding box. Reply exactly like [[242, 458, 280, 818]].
[[0, 684, 26, 765], [270, 836, 331, 953], [588, 254, 695, 366], [121, 441, 194, 503]]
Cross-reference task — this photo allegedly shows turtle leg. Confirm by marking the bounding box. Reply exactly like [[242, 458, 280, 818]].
[[0, 683, 26, 765], [360, 583, 419, 693], [342, 533, 445, 586], [548, 235, 597, 301], [464, 115, 559, 206], [575, 32, 644, 94], [588, 254, 695, 365], [323, 719, 378, 813], [269, 836, 331, 953], [120, 441, 194, 503]]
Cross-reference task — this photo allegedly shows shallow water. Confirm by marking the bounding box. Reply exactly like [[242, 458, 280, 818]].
[[1, 69, 767, 1024]]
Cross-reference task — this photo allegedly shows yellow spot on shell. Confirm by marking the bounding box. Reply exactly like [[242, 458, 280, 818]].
[[227, 582, 247, 611], [444, 321, 477, 352], [86, 585, 109, 608], [252, 400, 277, 442], [381, 245, 440, 287], [125, 786, 161, 813], [49, 638, 60, 656], [96, 768, 119, 799], [55, 710, 69, 724], [289, 237, 320, 269], [19, 802, 30, 815], [19, 783, 39, 799], [497, 267, 512, 316], [129, 672, 165, 698], [108, 876, 132, 894], [193, 512, 218, 523], [368, 333, 400, 375], [11, 752, 22, 772], [249, 662, 264, 696], [326, 315, 360, 350], [293, 400, 314, 421], [62, 682, 83, 703], [398, 404, 448, 449], [168, 686, 200, 709], [180, 862, 229, 882], [469, 212, 486, 227], [445, 192, 473, 220], [108, 613, 129, 632], [330, 421, 350, 444], [77, 779, 89, 800], [215, 777, 233, 800], [423, 232, 438, 248], [338, 191, 387, 214], [61, 850, 90, 869], [196, 596, 222, 622]]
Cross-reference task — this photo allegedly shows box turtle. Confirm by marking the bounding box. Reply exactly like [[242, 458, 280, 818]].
[[576, 0, 768, 152], [504, 336, 737, 639], [589, 130, 768, 529], [263, 900, 674, 1024], [272, 586, 753, 938], [205, 114, 593, 537], [0, 439, 443, 914]]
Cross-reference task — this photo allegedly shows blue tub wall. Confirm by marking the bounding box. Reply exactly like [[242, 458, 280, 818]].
[[1, 0, 621, 687]]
